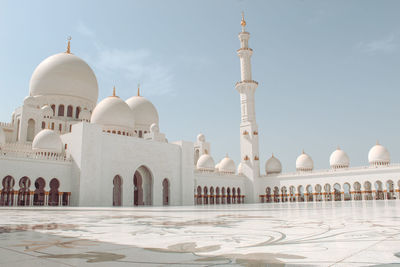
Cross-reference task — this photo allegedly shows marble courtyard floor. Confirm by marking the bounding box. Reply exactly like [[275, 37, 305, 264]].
[[0, 201, 400, 266]]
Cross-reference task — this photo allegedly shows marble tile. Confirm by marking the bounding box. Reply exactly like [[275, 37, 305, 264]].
[[0, 201, 400, 266]]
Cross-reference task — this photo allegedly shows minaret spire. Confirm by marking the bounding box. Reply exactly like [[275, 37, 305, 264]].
[[235, 13, 260, 203]]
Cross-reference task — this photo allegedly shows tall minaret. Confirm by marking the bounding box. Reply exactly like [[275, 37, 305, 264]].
[[236, 13, 260, 202]]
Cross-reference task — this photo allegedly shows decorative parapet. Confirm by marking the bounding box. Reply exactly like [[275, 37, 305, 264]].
[[0, 143, 71, 163], [0, 122, 13, 128]]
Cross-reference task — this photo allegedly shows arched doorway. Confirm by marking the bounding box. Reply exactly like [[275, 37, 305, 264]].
[[18, 177, 31, 206], [209, 187, 214, 204], [289, 186, 296, 202], [333, 183, 341, 201], [386, 180, 395, 199], [1, 176, 15, 206], [221, 187, 226, 204], [306, 185, 313, 202], [227, 187, 231, 204], [353, 182, 362, 200], [133, 166, 153, 206], [315, 184, 322, 202], [364, 181, 373, 200], [27, 119, 35, 142], [203, 186, 208, 204], [343, 183, 351, 201], [273, 186, 280, 202], [196, 186, 202, 205], [375, 180, 384, 200], [324, 184, 331, 201], [113, 175, 122, 206], [237, 187, 241, 204], [266, 187, 272, 203], [281, 186, 287, 202], [33, 178, 45, 206], [48, 178, 59, 206], [298, 185, 304, 202], [216, 187, 220, 204], [162, 178, 169, 206], [232, 188, 236, 204]]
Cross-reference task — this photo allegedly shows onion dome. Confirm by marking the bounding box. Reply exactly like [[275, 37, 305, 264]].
[[0, 128, 6, 144], [265, 154, 282, 175], [197, 133, 205, 143], [218, 155, 236, 174], [126, 89, 159, 130], [23, 96, 36, 107], [368, 142, 390, 166], [29, 52, 98, 104], [41, 105, 53, 118], [237, 162, 244, 175], [196, 154, 215, 172], [150, 123, 160, 133], [79, 108, 91, 122], [330, 147, 350, 169], [296, 150, 314, 171], [91, 89, 135, 134], [32, 129, 63, 154]]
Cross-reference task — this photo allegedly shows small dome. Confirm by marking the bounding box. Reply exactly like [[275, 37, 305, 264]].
[[126, 95, 159, 128], [91, 96, 135, 133], [79, 108, 91, 121], [265, 154, 282, 174], [150, 123, 159, 133], [24, 96, 36, 107], [0, 128, 6, 144], [32, 129, 63, 153], [218, 155, 236, 174], [196, 154, 215, 171], [296, 151, 314, 171], [41, 105, 53, 118], [330, 147, 350, 169], [215, 163, 220, 171], [237, 162, 244, 175], [197, 133, 205, 143], [368, 142, 390, 166], [30, 53, 98, 104]]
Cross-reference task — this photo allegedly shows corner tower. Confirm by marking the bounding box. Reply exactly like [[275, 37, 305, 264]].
[[235, 13, 260, 202]]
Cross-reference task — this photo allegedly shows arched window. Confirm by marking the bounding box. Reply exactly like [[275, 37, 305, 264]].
[[237, 187, 241, 203], [26, 118, 35, 142], [203, 186, 208, 205], [58, 105, 64, 116], [75, 107, 81, 119], [216, 187, 220, 204], [67, 105, 73, 117], [113, 175, 122, 206], [222, 187, 226, 204], [227, 187, 231, 204], [194, 149, 200, 165], [209, 186, 214, 204], [162, 178, 169, 206], [51, 105, 56, 116], [48, 178, 60, 206], [196, 186, 202, 205], [51, 122, 54, 130], [41, 121, 46, 129]]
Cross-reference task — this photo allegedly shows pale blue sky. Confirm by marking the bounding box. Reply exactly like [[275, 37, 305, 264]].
[[1, 0, 400, 172]]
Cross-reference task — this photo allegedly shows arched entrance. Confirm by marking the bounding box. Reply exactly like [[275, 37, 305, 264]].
[[33, 178, 45, 206], [375, 180, 384, 200], [298, 185, 304, 202], [209, 187, 214, 204], [196, 186, 202, 205], [1, 176, 15, 206], [353, 182, 362, 200], [133, 166, 153, 206], [162, 178, 169, 206], [113, 175, 122, 206], [266, 187, 272, 203], [306, 185, 313, 202], [18, 177, 31, 206], [203, 186, 208, 204], [237, 187, 241, 204], [227, 187, 231, 204], [324, 184, 331, 201], [333, 183, 341, 201], [343, 183, 351, 201], [216, 187, 220, 204], [315, 184, 322, 201], [364, 181, 373, 200], [48, 178, 59, 206], [273, 186, 280, 202]]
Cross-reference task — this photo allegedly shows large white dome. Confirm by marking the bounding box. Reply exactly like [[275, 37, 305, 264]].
[[30, 53, 98, 104], [91, 96, 135, 133], [265, 154, 282, 175], [368, 142, 390, 166], [32, 129, 63, 154], [296, 151, 314, 171], [126, 96, 159, 127], [330, 147, 350, 169], [218, 155, 236, 174], [196, 154, 215, 172]]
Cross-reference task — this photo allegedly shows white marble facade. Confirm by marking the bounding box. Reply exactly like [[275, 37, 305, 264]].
[[1, 16, 400, 208]]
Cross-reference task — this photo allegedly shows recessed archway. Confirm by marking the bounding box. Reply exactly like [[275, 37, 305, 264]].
[[133, 166, 153, 206], [113, 175, 122, 206], [1, 176, 15, 206], [33, 178, 45, 206], [162, 178, 170, 206], [18, 177, 31, 206]]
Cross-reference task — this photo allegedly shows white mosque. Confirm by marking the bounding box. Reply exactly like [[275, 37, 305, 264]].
[[0, 16, 399, 207]]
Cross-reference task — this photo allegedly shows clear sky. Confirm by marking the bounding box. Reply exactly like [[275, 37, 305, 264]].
[[1, 0, 400, 172]]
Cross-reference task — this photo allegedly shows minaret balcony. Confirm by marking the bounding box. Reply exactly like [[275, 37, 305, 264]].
[[235, 80, 258, 86], [237, 48, 253, 52]]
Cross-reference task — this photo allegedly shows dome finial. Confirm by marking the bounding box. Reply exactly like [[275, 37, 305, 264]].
[[337, 145, 340, 150], [66, 36, 71, 54], [137, 83, 140, 96], [376, 139, 379, 145], [241, 11, 246, 30], [302, 149, 305, 154], [113, 86, 116, 97], [272, 152, 274, 157]]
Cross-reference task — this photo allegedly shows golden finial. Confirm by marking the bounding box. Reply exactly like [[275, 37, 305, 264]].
[[241, 11, 246, 27], [376, 140, 379, 145], [302, 149, 305, 154], [113, 86, 116, 97], [66, 36, 71, 54], [337, 145, 341, 150], [272, 153, 274, 157], [137, 83, 140, 96]]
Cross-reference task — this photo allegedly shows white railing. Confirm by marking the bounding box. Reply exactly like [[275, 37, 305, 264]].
[[0, 122, 12, 128], [0, 143, 71, 163]]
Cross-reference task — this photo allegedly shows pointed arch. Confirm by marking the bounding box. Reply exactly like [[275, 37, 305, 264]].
[[133, 165, 153, 206], [113, 175, 122, 206]]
